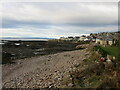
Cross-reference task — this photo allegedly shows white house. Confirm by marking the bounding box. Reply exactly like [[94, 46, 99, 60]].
[[79, 36, 86, 41], [84, 38, 89, 41], [60, 37, 66, 40]]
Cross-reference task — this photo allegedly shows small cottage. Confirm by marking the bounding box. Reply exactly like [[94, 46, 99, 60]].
[[60, 37, 66, 41], [95, 34, 114, 46], [74, 36, 80, 41], [68, 36, 74, 41], [79, 36, 86, 41]]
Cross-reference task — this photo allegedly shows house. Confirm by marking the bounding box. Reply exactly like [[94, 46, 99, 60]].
[[59, 36, 74, 41], [68, 36, 74, 41], [79, 36, 86, 41], [14, 43, 20, 46], [84, 38, 89, 41], [74, 36, 80, 41], [95, 34, 114, 46], [95, 38, 101, 44], [60, 37, 66, 41]]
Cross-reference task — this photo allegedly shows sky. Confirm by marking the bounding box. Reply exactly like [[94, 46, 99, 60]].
[[1, 2, 118, 38]]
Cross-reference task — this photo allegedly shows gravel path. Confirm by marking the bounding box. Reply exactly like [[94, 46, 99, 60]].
[[2, 49, 89, 88]]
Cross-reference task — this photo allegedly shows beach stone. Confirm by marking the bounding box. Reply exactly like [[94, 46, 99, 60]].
[[68, 83, 73, 87], [2, 48, 88, 88]]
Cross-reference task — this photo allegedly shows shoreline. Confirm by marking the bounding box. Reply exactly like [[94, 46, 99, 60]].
[[2, 41, 85, 64], [2, 49, 89, 88]]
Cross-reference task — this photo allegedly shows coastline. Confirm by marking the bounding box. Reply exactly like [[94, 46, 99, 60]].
[[2, 49, 89, 88]]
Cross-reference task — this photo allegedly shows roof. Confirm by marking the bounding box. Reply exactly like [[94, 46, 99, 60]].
[[96, 33, 115, 41], [68, 37, 74, 38]]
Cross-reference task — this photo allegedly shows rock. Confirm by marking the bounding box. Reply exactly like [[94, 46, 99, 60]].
[[66, 74, 71, 78], [68, 83, 73, 87], [58, 77, 62, 81], [36, 74, 39, 77], [16, 82, 21, 86], [69, 67, 72, 71], [105, 59, 113, 69], [113, 56, 116, 60], [17, 62, 22, 64], [72, 67, 76, 71], [49, 85, 54, 88], [70, 78, 72, 80], [106, 59, 112, 64], [107, 55, 115, 61], [48, 59, 50, 61], [74, 63, 80, 67]]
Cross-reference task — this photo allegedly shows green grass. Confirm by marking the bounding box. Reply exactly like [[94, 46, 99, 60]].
[[101, 46, 119, 57], [83, 59, 89, 62], [93, 45, 119, 58]]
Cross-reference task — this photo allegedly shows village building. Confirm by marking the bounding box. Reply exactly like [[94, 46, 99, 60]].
[[83, 38, 89, 41], [68, 36, 74, 41], [95, 34, 117, 46], [79, 36, 86, 41], [14, 43, 21, 46], [74, 36, 80, 41], [60, 35, 90, 42], [60, 37, 66, 41]]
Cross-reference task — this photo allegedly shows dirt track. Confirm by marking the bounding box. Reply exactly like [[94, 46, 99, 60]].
[[2, 49, 89, 88]]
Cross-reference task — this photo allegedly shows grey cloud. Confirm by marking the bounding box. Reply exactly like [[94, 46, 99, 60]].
[[1, 2, 118, 38], [2, 16, 117, 29], [2, 18, 53, 29]]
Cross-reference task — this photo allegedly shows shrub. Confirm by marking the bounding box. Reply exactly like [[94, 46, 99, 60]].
[[93, 45, 108, 57], [83, 59, 88, 62]]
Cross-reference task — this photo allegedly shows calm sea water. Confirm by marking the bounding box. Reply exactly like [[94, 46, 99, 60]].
[[2, 39, 49, 41]]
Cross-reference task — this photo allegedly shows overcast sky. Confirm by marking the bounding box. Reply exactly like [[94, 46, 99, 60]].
[[1, 2, 118, 38]]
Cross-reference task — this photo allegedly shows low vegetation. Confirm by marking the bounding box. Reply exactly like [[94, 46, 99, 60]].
[[65, 44, 120, 88], [93, 45, 118, 58]]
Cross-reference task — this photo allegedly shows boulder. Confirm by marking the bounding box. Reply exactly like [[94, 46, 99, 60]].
[[76, 45, 86, 49]]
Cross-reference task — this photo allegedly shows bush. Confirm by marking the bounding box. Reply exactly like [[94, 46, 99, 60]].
[[93, 46, 108, 57], [2, 52, 14, 64], [83, 59, 88, 62]]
